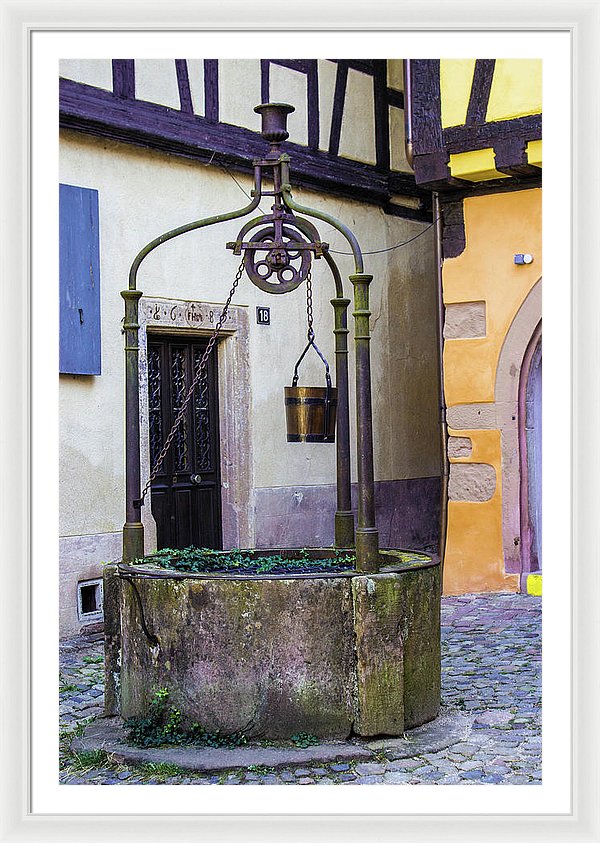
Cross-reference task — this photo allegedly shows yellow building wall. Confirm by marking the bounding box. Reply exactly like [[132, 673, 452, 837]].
[[439, 59, 542, 180], [440, 59, 476, 128], [442, 189, 542, 594], [486, 59, 542, 123]]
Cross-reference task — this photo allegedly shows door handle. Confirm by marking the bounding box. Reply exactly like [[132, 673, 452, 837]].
[[191, 473, 202, 485]]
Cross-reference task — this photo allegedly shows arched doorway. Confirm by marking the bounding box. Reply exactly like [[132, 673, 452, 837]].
[[519, 328, 542, 575]]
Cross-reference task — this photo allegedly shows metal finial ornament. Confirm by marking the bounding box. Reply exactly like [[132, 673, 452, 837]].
[[254, 102, 295, 154]]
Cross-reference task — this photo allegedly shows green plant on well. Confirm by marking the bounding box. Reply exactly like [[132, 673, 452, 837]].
[[290, 732, 320, 748], [124, 688, 248, 749], [82, 654, 104, 665], [132, 546, 357, 576]]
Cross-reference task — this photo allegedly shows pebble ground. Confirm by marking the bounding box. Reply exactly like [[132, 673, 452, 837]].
[[59, 592, 541, 785]]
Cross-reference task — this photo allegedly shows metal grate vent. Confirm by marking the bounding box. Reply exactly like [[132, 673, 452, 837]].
[[77, 578, 104, 622]]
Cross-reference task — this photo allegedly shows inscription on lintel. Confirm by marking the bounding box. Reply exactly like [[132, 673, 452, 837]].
[[142, 299, 239, 330]]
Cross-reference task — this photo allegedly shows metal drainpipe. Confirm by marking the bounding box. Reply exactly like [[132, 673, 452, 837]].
[[433, 192, 449, 579], [403, 60, 449, 576]]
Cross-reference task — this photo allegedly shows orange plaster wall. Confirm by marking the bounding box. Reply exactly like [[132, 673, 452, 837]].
[[444, 428, 519, 595], [443, 189, 542, 406], [442, 188, 541, 594]]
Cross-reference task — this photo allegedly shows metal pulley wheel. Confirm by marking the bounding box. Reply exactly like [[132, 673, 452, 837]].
[[243, 225, 311, 294]]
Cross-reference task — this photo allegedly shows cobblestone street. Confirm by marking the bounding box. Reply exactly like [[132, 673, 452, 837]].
[[59, 592, 541, 785]]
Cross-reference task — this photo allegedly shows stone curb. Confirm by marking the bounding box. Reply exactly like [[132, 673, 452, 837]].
[[71, 710, 473, 773]]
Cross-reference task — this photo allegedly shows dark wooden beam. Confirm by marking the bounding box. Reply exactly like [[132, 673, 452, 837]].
[[260, 59, 269, 104], [203, 60, 219, 123], [112, 60, 135, 100], [373, 60, 390, 172], [465, 59, 496, 125], [443, 113, 542, 153], [410, 60, 444, 157], [59, 79, 430, 216], [329, 61, 348, 156], [306, 60, 320, 150], [494, 135, 542, 178], [387, 88, 404, 109], [329, 59, 375, 75], [439, 199, 466, 259], [175, 59, 193, 114]]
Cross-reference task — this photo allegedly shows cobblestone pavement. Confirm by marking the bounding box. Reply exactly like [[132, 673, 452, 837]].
[[59, 592, 541, 785]]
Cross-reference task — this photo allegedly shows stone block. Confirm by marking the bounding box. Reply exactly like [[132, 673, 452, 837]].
[[352, 575, 405, 736]]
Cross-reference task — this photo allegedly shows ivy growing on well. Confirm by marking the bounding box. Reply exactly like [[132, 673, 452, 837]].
[[133, 546, 358, 576], [124, 688, 248, 749]]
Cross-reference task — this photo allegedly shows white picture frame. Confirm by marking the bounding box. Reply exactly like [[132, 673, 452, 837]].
[[1, 1, 598, 840]]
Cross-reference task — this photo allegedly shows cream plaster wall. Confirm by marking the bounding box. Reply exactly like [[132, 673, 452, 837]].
[[186, 59, 205, 116], [59, 131, 439, 545], [218, 60, 262, 131], [387, 60, 404, 92], [269, 65, 308, 147], [338, 69, 377, 165], [59, 59, 113, 91], [317, 59, 337, 152], [134, 60, 180, 109]]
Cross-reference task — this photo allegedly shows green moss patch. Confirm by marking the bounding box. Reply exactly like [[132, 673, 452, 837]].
[[133, 546, 357, 576]]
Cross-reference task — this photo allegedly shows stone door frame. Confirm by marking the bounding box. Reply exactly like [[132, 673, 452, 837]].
[[138, 296, 253, 552], [495, 279, 542, 576], [518, 323, 542, 576]]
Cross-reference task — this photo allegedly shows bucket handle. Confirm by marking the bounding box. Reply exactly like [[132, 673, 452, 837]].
[[291, 332, 332, 389]]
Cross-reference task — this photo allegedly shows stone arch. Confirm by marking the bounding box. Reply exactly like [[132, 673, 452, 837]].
[[519, 325, 542, 576], [494, 278, 541, 575]]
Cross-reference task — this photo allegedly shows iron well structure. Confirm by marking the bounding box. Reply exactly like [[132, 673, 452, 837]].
[[122, 102, 381, 572]]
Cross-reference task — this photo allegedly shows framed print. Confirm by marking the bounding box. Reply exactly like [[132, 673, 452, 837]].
[[1, 1, 599, 841]]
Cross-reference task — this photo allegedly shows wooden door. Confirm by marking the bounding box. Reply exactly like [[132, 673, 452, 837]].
[[147, 335, 222, 550], [525, 339, 542, 570]]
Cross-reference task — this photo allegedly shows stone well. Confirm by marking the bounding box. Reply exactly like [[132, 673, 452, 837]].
[[104, 550, 441, 740]]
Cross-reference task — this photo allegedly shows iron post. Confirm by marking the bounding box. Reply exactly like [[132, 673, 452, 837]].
[[121, 288, 144, 562], [350, 273, 380, 572], [331, 296, 354, 547]]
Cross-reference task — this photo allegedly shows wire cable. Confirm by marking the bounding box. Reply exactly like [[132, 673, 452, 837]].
[[327, 221, 437, 256]]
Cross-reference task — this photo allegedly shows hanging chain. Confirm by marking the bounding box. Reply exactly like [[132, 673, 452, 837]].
[[305, 268, 314, 341], [137, 260, 245, 506]]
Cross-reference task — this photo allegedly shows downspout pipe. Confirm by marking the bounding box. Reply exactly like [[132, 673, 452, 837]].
[[403, 60, 449, 577], [403, 59, 414, 170], [433, 192, 449, 579]]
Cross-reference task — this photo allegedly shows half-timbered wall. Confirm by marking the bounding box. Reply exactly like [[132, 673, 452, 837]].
[[410, 58, 542, 188], [59, 58, 423, 219]]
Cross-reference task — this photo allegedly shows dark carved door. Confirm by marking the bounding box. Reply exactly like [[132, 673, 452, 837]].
[[147, 335, 222, 550]]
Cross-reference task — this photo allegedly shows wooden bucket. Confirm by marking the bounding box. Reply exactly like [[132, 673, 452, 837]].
[[284, 385, 337, 442]]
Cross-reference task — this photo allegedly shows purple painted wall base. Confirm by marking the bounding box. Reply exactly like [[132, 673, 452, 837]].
[[253, 477, 441, 552]]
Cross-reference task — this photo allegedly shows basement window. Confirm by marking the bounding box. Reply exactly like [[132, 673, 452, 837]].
[[77, 579, 104, 622]]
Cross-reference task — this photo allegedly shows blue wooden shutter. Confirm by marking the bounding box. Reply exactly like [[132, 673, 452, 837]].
[[59, 184, 101, 375]]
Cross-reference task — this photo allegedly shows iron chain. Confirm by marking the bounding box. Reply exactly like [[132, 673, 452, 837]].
[[305, 268, 314, 342], [138, 260, 245, 505]]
